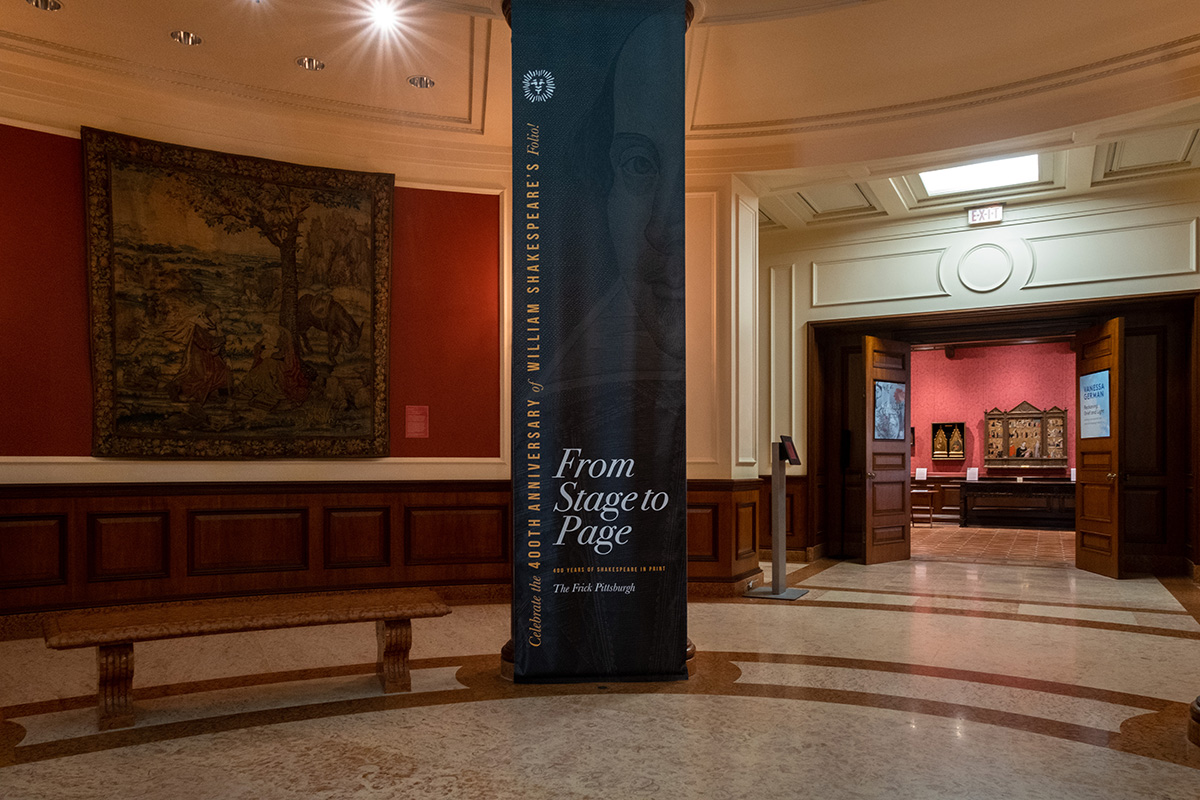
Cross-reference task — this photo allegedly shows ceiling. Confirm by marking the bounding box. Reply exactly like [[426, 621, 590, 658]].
[[5, 0, 1200, 230]]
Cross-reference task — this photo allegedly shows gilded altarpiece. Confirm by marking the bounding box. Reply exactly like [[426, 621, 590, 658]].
[[983, 402, 1067, 468]]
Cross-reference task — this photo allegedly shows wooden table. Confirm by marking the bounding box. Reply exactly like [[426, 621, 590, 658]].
[[958, 479, 1075, 529]]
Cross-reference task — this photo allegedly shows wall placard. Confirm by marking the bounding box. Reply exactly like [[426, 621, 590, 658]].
[[1079, 370, 1111, 439]]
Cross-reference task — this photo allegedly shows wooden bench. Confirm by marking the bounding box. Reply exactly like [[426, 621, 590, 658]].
[[42, 587, 450, 731]]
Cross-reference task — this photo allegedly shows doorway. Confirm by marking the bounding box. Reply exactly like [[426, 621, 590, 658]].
[[805, 293, 1196, 577], [909, 338, 1077, 569]]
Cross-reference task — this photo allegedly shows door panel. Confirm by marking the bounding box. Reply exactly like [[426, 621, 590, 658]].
[[1075, 318, 1122, 578], [842, 349, 865, 559], [863, 335, 911, 565]]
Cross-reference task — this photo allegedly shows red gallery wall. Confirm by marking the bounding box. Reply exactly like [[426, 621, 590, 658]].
[[0, 123, 501, 459], [391, 187, 500, 458], [910, 341, 1075, 475]]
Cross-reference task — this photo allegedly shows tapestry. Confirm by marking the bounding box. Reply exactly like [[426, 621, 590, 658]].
[[83, 128, 392, 457]]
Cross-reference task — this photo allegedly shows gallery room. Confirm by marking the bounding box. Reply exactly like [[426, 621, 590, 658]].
[[2, 0, 1200, 797]]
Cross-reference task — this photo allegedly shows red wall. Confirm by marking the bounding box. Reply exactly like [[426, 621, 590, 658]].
[[911, 341, 1075, 475], [0, 125, 91, 455], [0, 124, 501, 459], [391, 188, 500, 457]]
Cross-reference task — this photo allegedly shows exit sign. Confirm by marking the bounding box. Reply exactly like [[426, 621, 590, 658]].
[[967, 204, 1004, 225]]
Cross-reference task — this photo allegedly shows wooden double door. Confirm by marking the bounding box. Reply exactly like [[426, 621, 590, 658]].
[[812, 299, 1192, 578]]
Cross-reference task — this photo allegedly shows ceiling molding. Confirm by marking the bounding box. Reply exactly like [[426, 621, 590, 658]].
[[689, 31, 1200, 140], [691, 0, 874, 26], [0, 18, 494, 135]]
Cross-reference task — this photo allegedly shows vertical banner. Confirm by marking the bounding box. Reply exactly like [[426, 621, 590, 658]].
[[511, 0, 687, 682]]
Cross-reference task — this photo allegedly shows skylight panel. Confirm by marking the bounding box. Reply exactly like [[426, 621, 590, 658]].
[[919, 154, 1040, 196]]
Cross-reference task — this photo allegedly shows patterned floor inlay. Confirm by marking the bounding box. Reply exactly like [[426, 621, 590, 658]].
[[10, 667, 466, 747], [2, 653, 1199, 799], [3, 559, 1199, 798]]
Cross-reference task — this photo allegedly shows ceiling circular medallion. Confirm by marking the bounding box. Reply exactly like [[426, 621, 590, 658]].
[[957, 244, 1013, 293]]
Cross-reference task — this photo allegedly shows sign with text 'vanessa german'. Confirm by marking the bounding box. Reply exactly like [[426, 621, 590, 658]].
[[1080, 370, 1111, 439], [511, 0, 687, 682]]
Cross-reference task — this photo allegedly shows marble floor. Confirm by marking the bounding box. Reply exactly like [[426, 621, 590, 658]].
[[3, 559, 1200, 799]]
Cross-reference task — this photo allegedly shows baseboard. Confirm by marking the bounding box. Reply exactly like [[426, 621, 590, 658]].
[[756, 549, 808, 563], [805, 542, 827, 562], [687, 568, 763, 598]]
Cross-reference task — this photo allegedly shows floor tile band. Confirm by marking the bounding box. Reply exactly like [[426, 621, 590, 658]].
[[0, 655, 465, 720], [715, 651, 1174, 710], [794, 583, 1194, 616], [794, 598, 1200, 640]]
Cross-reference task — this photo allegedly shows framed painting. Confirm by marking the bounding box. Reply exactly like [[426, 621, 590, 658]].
[[84, 128, 393, 457], [873, 380, 906, 441], [931, 422, 965, 460]]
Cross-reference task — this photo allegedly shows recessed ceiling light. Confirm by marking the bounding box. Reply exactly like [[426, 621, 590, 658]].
[[170, 30, 203, 46], [26, 0, 62, 10], [407, 75, 434, 89], [368, 0, 399, 32], [297, 56, 326, 71], [920, 154, 1040, 197]]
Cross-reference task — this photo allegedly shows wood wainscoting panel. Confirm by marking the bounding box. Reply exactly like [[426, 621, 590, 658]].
[[0, 515, 67, 588], [758, 475, 809, 553], [686, 504, 720, 562], [188, 510, 309, 576], [735, 502, 757, 559], [687, 480, 764, 588], [403, 506, 508, 566], [939, 481, 962, 518], [324, 507, 390, 569], [0, 479, 762, 612], [87, 512, 170, 581]]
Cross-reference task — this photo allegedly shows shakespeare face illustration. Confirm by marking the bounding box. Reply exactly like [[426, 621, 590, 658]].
[[607, 16, 685, 361]]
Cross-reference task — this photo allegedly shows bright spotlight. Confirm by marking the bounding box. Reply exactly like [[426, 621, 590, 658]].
[[368, 0, 399, 32]]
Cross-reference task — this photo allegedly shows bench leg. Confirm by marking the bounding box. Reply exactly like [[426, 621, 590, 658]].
[[97, 643, 135, 730], [376, 619, 412, 693]]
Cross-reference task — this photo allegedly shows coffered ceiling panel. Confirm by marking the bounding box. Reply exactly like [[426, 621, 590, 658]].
[[799, 184, 873, 215], [1108, 129, 1197, 171], [1092, 127, 1200, 185]]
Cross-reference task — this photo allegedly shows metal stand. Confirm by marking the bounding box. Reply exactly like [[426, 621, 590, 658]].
[[744, 443, 808, 601]]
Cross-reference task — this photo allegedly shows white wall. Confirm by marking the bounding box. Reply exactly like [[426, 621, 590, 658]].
[[686, 176, 761, 481]]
